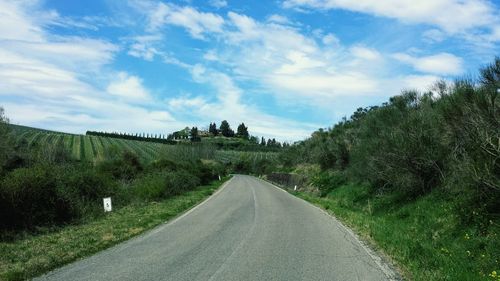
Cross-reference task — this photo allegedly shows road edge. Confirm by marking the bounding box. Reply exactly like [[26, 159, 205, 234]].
[[33, 177, 234, 280], [256, 176, 403, 281]]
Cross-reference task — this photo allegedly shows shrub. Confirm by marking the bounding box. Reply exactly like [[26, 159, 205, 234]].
[[0, 162, 119, 230], [311, 170, 347, 197], [0, 165, 60, 229], [132, 172, 169, 201], [165, 170, 201, 196], [98, 150, 143, 181], [55, 164, 119, 219]]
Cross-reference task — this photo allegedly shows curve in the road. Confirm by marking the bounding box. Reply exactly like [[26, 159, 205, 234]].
[[35, 175, 400, 281]]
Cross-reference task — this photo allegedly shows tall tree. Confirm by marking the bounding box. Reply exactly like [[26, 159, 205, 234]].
[[220, 120, 234, 137], [190, 127, 201, 142], [236, 123, 249, 139], [0, 107, 12, 169], [209, 122, 218, 136], [261, 137, 266, 146]]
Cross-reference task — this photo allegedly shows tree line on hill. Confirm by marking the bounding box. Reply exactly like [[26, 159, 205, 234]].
[[86, 131, 176, 144], [172, 120, 288, 149]]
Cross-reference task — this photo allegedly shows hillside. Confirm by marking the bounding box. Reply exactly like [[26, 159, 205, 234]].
[[8, 124, 278, 165]]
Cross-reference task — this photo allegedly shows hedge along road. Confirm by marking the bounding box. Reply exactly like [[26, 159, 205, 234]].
[[35, 175, 400, 281]]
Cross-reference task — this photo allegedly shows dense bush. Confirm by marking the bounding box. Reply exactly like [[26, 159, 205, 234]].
[[0, 114, 227, 232], [98, 150, 143, 181], [280, 58, 500, 219], [0, 163, 119, 230], [311, 170, 347, 197]]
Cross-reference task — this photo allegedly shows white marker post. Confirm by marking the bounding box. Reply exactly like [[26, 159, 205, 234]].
[[218, 175, 221, 181], [103, 197, 112, 212], [294, 185, 297, 191]]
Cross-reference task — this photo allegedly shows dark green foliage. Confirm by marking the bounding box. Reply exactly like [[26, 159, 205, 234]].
[[86, 130, 175, 144], [236, 123, 249, 139], [0, 107, 14, 174], [311, 170, 346, 197], [98, 150, 143, 181], [132, 170, 200, 201], [280, 58, 500, 218], [219, 120, 234, 137], [209, 122, 218, 136], [0, 163, 118, 230], [190, 127, 201, 142], [0, 122, 226, 232]]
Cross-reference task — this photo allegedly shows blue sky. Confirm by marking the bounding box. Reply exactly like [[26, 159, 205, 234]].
[[0, 0, 499, 140]]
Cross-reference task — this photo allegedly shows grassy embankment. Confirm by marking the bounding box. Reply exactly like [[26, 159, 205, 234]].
[[287, 184, 499, 281], [0, 177, 229, 281]]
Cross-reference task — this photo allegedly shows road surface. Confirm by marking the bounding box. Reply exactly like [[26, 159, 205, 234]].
[[36, 175, 398, 281]]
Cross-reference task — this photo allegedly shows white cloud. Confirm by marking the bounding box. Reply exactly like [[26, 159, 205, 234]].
[[350, 46, 382, 60], [0, 1, 180, 135], [0, 0, 45, 42], [209, 0, 228, 9], [126, 35, 162, 61], [401, 74, 441, 90], [282, 0, 500, 36], [147, 2, 225, 39], [266, 14, 292, 25], [107, 72, 151, 101], [217, 12, 385, 101], [275, 51, 326, 75], [393, 52, 464, 75], [172, 66, 319, 140], [322, 33, 340, 46], [168, 96, 207, 109]]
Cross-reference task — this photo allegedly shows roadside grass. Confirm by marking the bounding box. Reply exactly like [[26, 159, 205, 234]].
[[290, 184, 500, 281], [0, 178, 229, 281]]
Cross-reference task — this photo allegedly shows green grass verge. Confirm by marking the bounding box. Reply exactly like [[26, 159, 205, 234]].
[[289, 184, 499, 281], [0, 177, 230, 281]]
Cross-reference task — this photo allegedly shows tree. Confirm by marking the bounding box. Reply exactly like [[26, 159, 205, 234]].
[[261, 137, 266, 146], [190, 127, 201, 142], [220, 120, 234, 137], [236, 123, 249, 139], [0, 107, 13, 170], [209, 122, 218, 136]]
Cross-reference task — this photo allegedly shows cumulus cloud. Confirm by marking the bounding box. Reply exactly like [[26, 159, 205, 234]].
[[146, 2, 225, 39], [282, 0, 500, 36], [393, 52, 464, 75], [168, 66, 319, 140], [107, 72, 151, 101], [0, 1, 180, 134]]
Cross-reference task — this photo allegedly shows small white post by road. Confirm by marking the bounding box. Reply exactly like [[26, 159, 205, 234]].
[[294, 185, 297, 191], [218, 175, 221, 181], [103, 197, 112, 212]]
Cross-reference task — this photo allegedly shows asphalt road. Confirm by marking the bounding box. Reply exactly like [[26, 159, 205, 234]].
[[35, 175, 399, 281]]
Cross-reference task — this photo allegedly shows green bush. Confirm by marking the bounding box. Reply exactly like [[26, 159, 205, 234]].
[[98, 150, 143, 181], [311, 170, 346, 197], [164, 170, 201, 196], [0, 163, 120, 230], [132, 170, 201, 201], [280, 57, 500, 221], [55, 164, 119, 219], [0, 165, 61, 229], [132, 172, 169, 201]]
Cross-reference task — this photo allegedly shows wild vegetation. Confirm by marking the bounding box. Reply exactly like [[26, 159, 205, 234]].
[[272, 58, 500, 280]]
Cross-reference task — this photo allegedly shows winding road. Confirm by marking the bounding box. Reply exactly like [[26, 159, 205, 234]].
[[36, 175, 398, 281]]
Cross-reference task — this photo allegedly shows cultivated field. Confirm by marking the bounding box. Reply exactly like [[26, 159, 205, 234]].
[[9, 125, 278, 164]]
